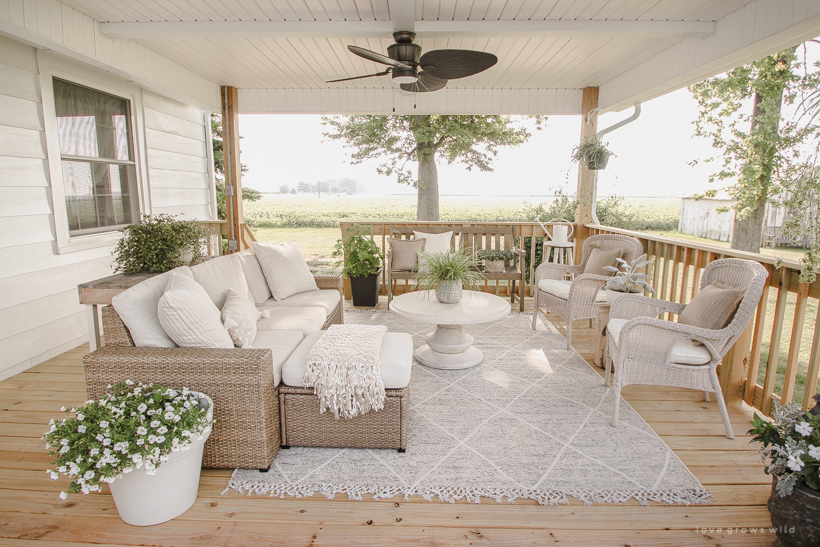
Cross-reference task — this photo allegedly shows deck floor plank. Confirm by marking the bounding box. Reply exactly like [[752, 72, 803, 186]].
[[0, 307, 775, 545]]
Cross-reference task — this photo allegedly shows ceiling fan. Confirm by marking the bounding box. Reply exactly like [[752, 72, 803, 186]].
[[326, 31, 497, 92]]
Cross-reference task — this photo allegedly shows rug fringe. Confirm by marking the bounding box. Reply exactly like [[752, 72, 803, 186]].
[[221, 480, 711, 506]]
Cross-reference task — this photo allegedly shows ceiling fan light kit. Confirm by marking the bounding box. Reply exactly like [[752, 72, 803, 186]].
[[326, 31, 497, 93]]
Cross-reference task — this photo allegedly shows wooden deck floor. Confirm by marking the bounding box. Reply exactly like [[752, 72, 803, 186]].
[[0, 300, 776, 546]]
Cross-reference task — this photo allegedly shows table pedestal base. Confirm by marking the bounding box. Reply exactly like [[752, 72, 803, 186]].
[[414, 324, 484, 370]]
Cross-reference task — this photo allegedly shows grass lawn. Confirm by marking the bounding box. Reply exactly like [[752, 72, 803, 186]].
[[645, 229, 808, 263], [253, 227, 341, 273]]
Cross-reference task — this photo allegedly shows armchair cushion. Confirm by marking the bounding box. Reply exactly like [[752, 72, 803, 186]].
[[157, 272, 235, 349], [388, 237, 425, 271], [538, 278, 607, 303], [608, 318, 711, 365], [679, 281, 745, 330], [252, 241, 318, 301], [584, 246, 623, 276]]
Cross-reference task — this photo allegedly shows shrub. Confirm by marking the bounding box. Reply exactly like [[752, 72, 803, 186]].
[[113, 214, 210, 274]]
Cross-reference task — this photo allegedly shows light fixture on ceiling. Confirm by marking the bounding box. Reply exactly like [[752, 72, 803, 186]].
[[391, 66, 417, 84]]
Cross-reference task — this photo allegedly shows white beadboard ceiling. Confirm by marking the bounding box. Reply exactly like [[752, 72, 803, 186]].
[[36, 0, 820, 113]]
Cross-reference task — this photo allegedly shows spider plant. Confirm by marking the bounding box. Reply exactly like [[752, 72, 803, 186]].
[[413, 249, 485, 293], [571, 135, 615, 170], [603, 254, 655, 295]]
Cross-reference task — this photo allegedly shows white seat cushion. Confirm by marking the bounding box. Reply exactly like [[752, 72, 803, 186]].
[[235, 250, 272, 304], [191, 254, 249, 309], [251, 330, 305, 385], [257, 290, 341, 316], [538, 278, 607, 303], [157, 272, 234, 349], [607, 318, 712, 366], [111, 266, 193, 348], [282, 331, 413, 389], [256, 307, 327, 335]]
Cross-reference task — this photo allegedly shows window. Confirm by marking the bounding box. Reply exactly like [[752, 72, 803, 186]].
[[53, 78, 137, 235]]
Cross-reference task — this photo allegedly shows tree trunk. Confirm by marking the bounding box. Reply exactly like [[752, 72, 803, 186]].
[[416, 146, 440, 221], [731, 65, 787, 253]]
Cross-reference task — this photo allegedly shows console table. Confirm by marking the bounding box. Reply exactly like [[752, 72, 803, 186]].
[[78, 272, 159, 350]]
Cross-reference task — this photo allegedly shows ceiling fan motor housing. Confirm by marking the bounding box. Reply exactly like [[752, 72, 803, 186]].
[[388, 32, 421, 82]]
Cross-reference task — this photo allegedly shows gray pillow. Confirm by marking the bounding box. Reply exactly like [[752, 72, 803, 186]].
[[389, 238, 425, 271], [584, 246, 623, 277], [679, 281, 745, 330]]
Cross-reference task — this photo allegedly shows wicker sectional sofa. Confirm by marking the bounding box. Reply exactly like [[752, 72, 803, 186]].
[[83, 249, 344, 470]]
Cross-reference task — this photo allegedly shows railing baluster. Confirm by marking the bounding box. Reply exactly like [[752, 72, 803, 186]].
[[762, 270, 791, 415], [781, 282, 809, 405], [745, 266, 772, 406], [804, 302, 820, 410]]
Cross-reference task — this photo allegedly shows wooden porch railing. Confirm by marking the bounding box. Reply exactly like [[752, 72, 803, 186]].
[[338, 221, 571, 300], [589, 224, 819, 414], [200, 220, 256, 256]]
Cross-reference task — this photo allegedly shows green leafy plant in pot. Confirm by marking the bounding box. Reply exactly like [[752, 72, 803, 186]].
[[603, 254, 655, 304], [748, 399, 820, 547], [113, 214, 210, 274], [477, 249, 515, 273], [571, 135, 615, 170], [414, 248, 485, 304], [333, 224, 384, 307]]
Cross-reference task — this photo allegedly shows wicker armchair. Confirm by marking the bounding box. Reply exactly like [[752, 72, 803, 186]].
[[604, 258, 769, 439], [531, 234, 643, 349]]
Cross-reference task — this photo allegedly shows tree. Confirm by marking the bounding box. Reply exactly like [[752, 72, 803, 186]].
[[322, 115, 541, 220], [297, 181, 312, 194], [689, 46, 818, 252], [211, 113, 261, 220], [279, 184, 290, 194]]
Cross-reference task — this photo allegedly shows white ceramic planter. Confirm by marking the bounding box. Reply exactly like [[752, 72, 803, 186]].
[[436, 280, 463, 304], [108, 393, 213, 526], [484, 260, 505, 272], [606, 289, 641, 305]]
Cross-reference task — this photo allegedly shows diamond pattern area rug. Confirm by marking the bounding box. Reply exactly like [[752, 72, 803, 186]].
[[226, 311, 710, 506]]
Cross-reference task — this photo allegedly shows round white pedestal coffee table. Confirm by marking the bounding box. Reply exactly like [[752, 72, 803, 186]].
[[389, 290, 511, 370]]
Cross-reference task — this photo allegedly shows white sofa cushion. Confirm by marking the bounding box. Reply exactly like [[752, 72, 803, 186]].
[[157, 272, 234, 349], [282, 331, 413, 389], [235, 249, 272, 304], [252, 241, 318, 301], [256, 307, 327, 335], [111, 266, 193, 348], [251, 330, 305, 385], [221, 288, 268, 348], [538, 278, 607, 303], [190, 254, 249, 309], [608, 318, 712, 366], [257, 289, 341, 316]]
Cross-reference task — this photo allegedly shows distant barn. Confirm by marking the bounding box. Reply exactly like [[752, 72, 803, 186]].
[[679, 196, 815, 248]]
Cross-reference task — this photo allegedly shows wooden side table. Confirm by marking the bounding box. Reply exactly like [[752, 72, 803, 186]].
[[594, 303, 611, 369], [543, 241, 575, 266], [78, 272, 159, 351]]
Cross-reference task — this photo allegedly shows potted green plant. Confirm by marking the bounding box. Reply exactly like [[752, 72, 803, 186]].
[[113, 214, 210, 274], [477, 249, 515, 273], [748, 399, 820, 547], [333, 224, 384, 307], [44, 381, 213, 526], [603, 254, 655, 304], [571, 135, 615, 170], [414, 248, 485, 304]]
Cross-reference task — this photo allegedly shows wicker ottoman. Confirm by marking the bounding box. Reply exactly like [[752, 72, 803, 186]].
[[279, 331, 412, 451]]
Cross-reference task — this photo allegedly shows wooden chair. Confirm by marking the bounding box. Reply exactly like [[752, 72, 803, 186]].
[[386, 224, 526, 312]]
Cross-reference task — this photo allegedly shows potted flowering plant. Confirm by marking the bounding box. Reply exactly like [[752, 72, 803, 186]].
[[477, 249, 514, 273], [44, 381, 213, 526], [603, 254, 655, 304], [748, 399, 820, 547]]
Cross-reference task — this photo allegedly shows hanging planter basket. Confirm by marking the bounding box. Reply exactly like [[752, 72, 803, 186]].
[[584, 149, 611, 170]]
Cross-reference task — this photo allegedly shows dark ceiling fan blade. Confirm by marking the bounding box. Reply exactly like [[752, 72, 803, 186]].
[[326, 69, 391, 83], [348, 45, 411, 69], [400, 71, 447, 93], [418, 50, 498, 80]]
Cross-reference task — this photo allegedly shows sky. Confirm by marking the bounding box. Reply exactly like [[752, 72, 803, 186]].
[[235, 78, 788, 198]]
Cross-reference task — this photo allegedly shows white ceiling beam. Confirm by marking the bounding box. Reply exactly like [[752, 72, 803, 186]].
[[99, 19, 716, 40]]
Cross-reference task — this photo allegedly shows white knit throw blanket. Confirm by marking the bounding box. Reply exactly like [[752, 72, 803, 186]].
[[303, 324, 387, 419]]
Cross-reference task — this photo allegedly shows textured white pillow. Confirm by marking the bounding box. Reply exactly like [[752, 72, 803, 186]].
[[221, 288, 269, 348], [413, 230, 453, 254], [157, 272, 234, 348], [236, 249, 272, 303], [252, 241, 318, 301], [190, 254, 249, 309], [111, 266, 193, 348]]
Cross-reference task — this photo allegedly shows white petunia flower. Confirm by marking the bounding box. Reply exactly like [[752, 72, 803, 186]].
[[136, 439, 144, 446], [60, 406, 67, 412], [164, 412, 175, 421], [57, 466, 67, 473], [157, 426, 168, 435], [173, 416, 181, 423], [76, 413, 84, 421], [84, 470, 95, 480], [796, 421, 814, 437], [150, 420, 160, 428], [125, 379, 134, 385], [48, 470, 59, 480], [102, 438, 111, 446], [90, 448, 99, 456], [136, 426, 148, 435], [59, 445, 70, 454], [809, 445, 820, 460], [77, 425, 86, 433], [156, 435, 165, 443], [787, 455, 805, 471], [99, 420, 109, 429], [59, 491, 68, 500], [60, 438, 69, 446], [137, 403, 147, 413], [147, 435, 158, 444]]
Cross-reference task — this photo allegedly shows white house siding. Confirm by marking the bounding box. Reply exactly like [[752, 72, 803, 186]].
[[0, 34, 112, 380], [678, 198, 736, 243], [0, 34, 216, 381], [143, 91, 215, 220]]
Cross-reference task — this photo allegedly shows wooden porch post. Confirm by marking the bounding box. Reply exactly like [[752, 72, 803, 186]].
[[574, 87, 599, 260], [221, 85, 245, 253]]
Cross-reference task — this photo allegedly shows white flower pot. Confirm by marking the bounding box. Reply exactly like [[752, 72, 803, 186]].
[[108, 393, 213, 526], [484, 259, 505, 273], [606, 288, 641, 305], [436, 280, 463, 304]]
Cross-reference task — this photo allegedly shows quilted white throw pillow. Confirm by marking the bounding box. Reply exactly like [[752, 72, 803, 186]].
[[252, 241, 318, 301], [157, 271, 234, 349], [221, 288, 269, 348]]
